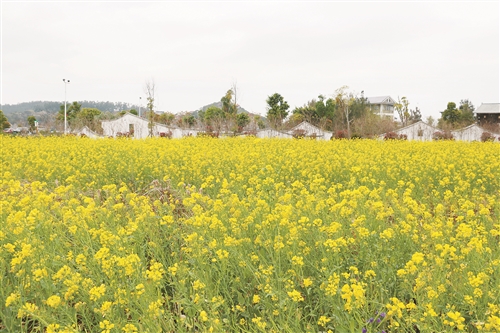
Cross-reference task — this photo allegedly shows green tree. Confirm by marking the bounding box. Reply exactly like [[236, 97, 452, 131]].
[[204, 106, 225, 132], [129, 109, 138, 115], [221, 89, 237, 116], [266, 93, 290, 129], [158, 112, 175, 125], [27, 116, 37, 133], [57, 101, 82, 125], [426, 115, 436, 127], [257, 118, 266, 129], [182, 115, 196, 128], [412, 107, 422, 123], [315, 95, 336, 129], [293, 95, 337, 130], [236, 113, 250, 131], [76, 108, 102, 131], [347, 93, 370, 124], [78, 108, 101, 122], [458, 99, 475, 125], [220, 88, 238, 132], [0, 110, 11, 129], [440, 102, 461, 125]]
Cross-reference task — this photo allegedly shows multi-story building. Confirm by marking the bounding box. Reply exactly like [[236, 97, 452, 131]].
[[367, 96, 396, 119]]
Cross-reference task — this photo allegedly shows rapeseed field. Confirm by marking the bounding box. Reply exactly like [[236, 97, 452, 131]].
[[1, 137, 499, 332]]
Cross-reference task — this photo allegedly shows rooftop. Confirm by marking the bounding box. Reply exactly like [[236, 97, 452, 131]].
[[475, 103, 500, 114], [367, 96, 395, 104]]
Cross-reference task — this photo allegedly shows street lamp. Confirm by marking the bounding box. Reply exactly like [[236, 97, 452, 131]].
[[63, 79, 70, 134], [139, 97, 142, 117]]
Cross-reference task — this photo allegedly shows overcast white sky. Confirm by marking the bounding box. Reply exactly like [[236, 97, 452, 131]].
[[1, 1, 499, 118]]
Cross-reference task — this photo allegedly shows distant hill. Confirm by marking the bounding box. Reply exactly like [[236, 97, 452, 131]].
[[1, 100, 139, 115], [1, 100, 140, 126], [1, 101, 62, 114]]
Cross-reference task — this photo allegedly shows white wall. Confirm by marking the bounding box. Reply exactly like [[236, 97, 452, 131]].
[[79, 127, 100, 138], [396, 122, 435, 141], [289, 122, 332, 140], [452, 125, 486, 142], [102, 114, 150, 138], [256, 129, 293, 138], [102, 114, 190, 139]]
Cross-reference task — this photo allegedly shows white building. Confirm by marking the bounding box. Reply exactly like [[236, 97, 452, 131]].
[[381, 121, 499, 142], [380, 121, 437, 141], [256, 129, 293, 139], [451, 124, 489, 142], [74, 126, 101, 138], [367, 96, 396, 118], [287, 121, 332, 140], [474, 103, 500, 125], [181, 129, 199, 137], [102, 113, 193, 138]]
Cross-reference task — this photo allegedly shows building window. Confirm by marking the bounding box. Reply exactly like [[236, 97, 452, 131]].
[[417, 129, 423, 137], [129, 124, 134, 135]]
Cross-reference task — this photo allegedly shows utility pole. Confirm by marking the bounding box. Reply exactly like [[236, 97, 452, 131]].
[[63, 79, 70, 134]]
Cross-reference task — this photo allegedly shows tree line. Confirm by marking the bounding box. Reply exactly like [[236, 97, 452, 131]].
[[0, 87, 485, 137]]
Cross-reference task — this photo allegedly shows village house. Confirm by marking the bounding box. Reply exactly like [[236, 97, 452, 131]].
[[381, 121, 499, 142], [287, 121, 332, 140], [474, 103, 500, 125], [73, 126, 101, 138], [101, 113, 197, 138], [367, 96, 396, 119], [451, 124, 487, 142], [256, 129, 293, 139], [380, 121, 437, 141]]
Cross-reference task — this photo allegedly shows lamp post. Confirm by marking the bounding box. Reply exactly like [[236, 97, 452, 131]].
[[63, 79, 70, 134], [139, 97, 142, 117]]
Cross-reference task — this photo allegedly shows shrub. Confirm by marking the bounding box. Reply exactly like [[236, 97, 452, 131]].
[[243, 130, 257, 137], [351, 133, 363, 139], [292, 129, 306, 139], [481, 132, 495, 142], [307, 133, 320, 140], [333, 130, 348, 139], [384, 132, 398, 140], [197, 131, 219, 138], [159, 131, 173, 139], [384, 132, 407, 140], [116, 132, 131, 138], [433, 131, 454, 140]]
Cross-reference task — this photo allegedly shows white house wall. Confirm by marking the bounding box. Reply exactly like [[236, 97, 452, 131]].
[[322, 132, 333, 140], [102, 114, 194, 139], [182, 129, 199, 137], [102, 114, 150, 138], [451, 125, 485, 142], [289, 121, 332, 140], [256, 129, 292, 139], [395, 122, 436, 141], [79, 126, 100, 138]]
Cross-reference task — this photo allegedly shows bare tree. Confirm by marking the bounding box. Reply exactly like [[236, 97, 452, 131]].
[[145, 79, 156, 137], [334, 86, 354, 139], [394, 97, 408, 127], [232, 80, 241, 114]]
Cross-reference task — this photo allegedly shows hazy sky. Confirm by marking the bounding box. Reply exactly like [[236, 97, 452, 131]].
[[1, 1, 499, 118]]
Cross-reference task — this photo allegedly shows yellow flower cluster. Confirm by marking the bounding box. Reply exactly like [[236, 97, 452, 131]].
[[1, 136, 498, 332]]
